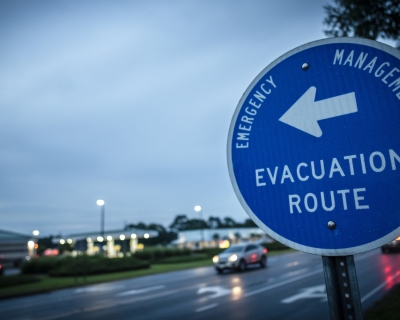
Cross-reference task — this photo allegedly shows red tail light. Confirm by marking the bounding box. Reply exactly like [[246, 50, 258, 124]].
[[263, 248, 268, 254]]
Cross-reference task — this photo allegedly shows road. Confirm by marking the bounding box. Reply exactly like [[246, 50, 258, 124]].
[[2, 249, 399, 320]]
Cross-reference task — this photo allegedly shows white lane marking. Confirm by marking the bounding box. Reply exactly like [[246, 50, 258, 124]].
[[281, 284, 327, 303], [195, 303, 218, 313], [74, 284, 124, 293], [197, 286, 230, 299], [116, 285, 165, 297], [244, 268, 323, 297], [361, 271, 400, 303]]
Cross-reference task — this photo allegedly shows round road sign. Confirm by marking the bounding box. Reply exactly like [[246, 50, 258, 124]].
[[227, 38, 400, 256]]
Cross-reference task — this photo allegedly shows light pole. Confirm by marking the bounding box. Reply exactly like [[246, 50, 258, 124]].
[[97, 200, 105, 254], [32, 230, 39, 257], [194, 205, 205, 248]]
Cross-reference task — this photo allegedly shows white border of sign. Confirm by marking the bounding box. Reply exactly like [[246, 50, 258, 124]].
[[227, 37, 400, 256]]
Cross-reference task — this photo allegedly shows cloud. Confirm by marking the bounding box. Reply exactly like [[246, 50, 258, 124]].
[[0, 0, 326, 235]]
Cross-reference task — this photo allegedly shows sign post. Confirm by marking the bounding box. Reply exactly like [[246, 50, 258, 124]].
[[227, 38, 400, 319], [323, 256, 363, 319]]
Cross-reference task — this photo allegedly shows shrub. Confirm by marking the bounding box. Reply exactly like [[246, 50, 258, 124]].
[[21, 256, 64, 274], [262, 241, 290, 251], [21, 255, 149, 277], [133, 247, 192, 262], [48, 255, 149, 277], [156, 254, 208, 264], [132, 250, 153, 261], [199, 248, 224, 257]]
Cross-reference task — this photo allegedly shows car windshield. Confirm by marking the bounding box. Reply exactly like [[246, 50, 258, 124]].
[[223, 246, 244, 253]]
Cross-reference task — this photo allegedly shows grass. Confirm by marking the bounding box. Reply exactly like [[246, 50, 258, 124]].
[[0, 274, 40, 288], [0, 249, 295, 299], [364, 283, 400, 320]]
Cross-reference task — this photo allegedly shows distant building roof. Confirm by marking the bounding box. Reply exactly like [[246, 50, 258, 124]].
[[174, 227, 268, 244], [55, 227, 158, 241], [0, 229, 31, 242]]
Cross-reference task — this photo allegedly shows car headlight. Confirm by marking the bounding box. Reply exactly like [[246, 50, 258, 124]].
[[228, 254, 238, 262], [212, 255, 219, 263]]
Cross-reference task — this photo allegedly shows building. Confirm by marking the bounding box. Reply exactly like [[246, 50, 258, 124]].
[[173, 227, 272, 249], [56, 226, 158, 258], [0, 229, 34, 267]]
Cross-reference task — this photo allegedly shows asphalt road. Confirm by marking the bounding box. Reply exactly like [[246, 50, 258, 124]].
[[2, 249, 400, 320]]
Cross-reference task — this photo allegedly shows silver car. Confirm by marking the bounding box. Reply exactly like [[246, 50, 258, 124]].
[[213, 243, 267, 273]]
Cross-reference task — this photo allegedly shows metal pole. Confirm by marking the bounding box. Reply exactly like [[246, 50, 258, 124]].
[[100, 205, 105, 255], [200, 210, 205, 248], [322, 255, 363, 320], [101, 205, 105, 238]]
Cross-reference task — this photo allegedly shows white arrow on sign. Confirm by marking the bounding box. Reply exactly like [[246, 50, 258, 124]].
[[197, 286, 231, 299], [281, 284, 327, 304], [279, 86, 358, 137]]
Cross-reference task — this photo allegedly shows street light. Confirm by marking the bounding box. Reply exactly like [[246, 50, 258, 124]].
[[32, 230, 39, 257], [194, 205, 205, 247], [97, 199, 105, 254]]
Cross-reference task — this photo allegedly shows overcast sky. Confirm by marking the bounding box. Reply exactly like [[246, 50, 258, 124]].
[[0, 0, 335, 237]]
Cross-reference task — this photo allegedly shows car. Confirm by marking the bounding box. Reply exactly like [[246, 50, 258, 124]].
[[213, 243, 268, 273], [381, 236, 400, 253]]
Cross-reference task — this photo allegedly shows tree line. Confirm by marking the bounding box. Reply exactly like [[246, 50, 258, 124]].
[[125, 214, 258, 246]]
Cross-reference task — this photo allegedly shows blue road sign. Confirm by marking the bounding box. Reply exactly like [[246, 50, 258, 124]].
[[227, 38, 400, 256]]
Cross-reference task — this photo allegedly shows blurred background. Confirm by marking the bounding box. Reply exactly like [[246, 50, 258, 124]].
[[1, 1, 400, 319]]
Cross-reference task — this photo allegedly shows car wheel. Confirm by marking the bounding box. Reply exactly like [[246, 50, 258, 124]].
[[260, 255, 267, 268], [216, 268, 223, 274], [381, 247, 388, 254], [238, 259, 247, 272]]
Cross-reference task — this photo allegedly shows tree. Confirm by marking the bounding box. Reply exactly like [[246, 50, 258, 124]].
[[37, 236, 57, 255], [127, 222, 177, 246], [223, 217, 237, 228], [169, 214, 189, 231], [208, 216, 223, 229], [324, 0, 400, 47], [243, 218, 258, 228]]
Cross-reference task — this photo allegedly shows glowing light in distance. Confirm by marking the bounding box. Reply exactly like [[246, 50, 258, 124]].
[[194, 205, 201, 212], [60, 239, 65, 245], [32, 230, 40, 236], [219, 240, 230, 248], [97, 236, 104, 242], [107, 236, 113, 241], [67, 239, 73, 244], [131, 234, 137, 239], [144, 233, 149, 239], [86, 237, 91, 242], [97, 199, 105, 206], [28, 241, 35, 249], [119, 234, 126, 240], [212, 255, 219, 263]]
